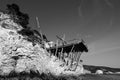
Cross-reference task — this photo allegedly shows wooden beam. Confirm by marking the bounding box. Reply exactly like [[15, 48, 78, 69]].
[[36, 17, 43, 41]]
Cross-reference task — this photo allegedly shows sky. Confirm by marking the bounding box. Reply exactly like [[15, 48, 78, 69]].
[[0, 0, 120, 68]]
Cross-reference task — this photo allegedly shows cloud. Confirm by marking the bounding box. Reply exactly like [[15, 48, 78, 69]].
[[86, 32, 120, 56], [105, 0, 114, 8], [78, 5, 82, 17], [77, 0, 83, 17]]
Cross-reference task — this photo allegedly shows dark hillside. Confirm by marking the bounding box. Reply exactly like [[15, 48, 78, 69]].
[[83, 65, 120, 73]]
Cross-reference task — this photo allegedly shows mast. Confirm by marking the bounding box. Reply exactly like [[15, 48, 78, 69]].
[[36, 17, 43, 41]]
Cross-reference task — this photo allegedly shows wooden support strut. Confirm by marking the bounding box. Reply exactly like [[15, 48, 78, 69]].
[[36, 17, 43, 42], [60, 47, 63, 60], [55, 40, 58, 56], [73, 52, 78, 62], [74, 52, 82, 71], [67, 45, 74, 60], [69, 45, 75, 68]]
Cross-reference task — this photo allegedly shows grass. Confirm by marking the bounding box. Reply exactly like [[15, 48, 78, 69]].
[[0, 73, 120, 80], [77, 74, 120, 80]]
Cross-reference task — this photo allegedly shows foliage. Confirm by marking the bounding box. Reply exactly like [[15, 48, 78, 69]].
[[6, 3, 29, 28]]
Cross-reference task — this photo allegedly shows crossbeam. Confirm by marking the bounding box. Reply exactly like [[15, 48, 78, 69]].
[[47, 41, 88, 57]]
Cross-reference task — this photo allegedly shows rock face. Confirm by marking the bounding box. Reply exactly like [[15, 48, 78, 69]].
[[96, 70, 103, 74], [0, 5, 84, 76]]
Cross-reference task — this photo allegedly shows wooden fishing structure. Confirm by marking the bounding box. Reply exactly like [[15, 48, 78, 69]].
[[36, 17, 88, 71]]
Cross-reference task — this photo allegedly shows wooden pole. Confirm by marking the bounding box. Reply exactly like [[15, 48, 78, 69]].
[[59, 34, 65, 60], [55, 40, 58, 56], [69, 45, 74, 68], [62, 34, 65, 45], [74, 52, 78, 62], [60, 46, 63, 60], [62, 34, 66, 61], [74, 52, 82, 71], [36, 17, 43, 42]]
